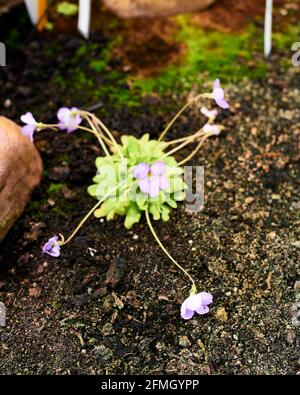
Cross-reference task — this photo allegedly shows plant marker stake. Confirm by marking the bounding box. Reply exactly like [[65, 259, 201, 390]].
[[78, 0, 92, 39], [24, 0, 48, 31], [264, 0, 273, 57]]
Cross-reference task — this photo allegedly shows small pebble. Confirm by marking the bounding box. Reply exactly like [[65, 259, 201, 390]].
[[215, 307, 228, 322], [178, 335, 191, 348]]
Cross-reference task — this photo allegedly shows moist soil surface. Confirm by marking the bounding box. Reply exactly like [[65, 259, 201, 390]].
[[0, 6, 300, 375]]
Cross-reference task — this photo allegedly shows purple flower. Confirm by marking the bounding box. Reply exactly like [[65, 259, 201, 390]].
[[212, 79, 229, 109], [181, 292, 213, 320], [20, 112, 38, 141], [203, 123, 223, 136], [201, 106, 218, 122], [57, 107, 82, 133], [42, 236, 61, 258], [133, 161, 169, 198]]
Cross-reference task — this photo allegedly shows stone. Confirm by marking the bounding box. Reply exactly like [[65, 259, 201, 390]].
[[215, 307, 228, 322], [178, 335, 191, 348], [103, 0, 216, 19], [0, 116, 43, 241]]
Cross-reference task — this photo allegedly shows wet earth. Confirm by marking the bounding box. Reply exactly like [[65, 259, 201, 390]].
[[0, 5, 300, 375]]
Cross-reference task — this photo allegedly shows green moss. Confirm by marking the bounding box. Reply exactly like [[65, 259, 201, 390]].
[[133, 17, 268, 94], [47, 183, 64, 195], [50, 15, 299, 108]]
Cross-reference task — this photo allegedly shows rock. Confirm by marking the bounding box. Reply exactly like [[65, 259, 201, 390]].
[[103, 0, 216, 18], [215, 307, 228, 322], [178, 335, 191, 348], [104, 255, 127, 288], [0, 117, 43, 241], [28, 287, 41, 298]]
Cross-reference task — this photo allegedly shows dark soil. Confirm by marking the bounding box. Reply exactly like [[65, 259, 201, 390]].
[[0, 4, 300, 375]]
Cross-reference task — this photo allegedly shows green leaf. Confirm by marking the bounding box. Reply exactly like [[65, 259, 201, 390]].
[[166, 199, 177, 209], [161, 205, 171, 222], [149, 203, 161, 220], [56, 2, 78, 16], [124, 204, 141, 229], [88, 134, 186, 227]]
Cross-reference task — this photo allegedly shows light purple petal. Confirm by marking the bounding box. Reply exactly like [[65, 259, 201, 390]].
[[134, 163, 150, 179], [49, 245, 61, 258], [21, 112, 36, 126], [148, 177, 160, 198], [203, 123, 222, 135], [138, 178, 150, 194], [216, 98, 229, 110], [195, 305, 210, 315], [159, 176, 169, 191], [21, 124, 35, 141], [57, 107, 70, 123], [203, 123, 214, 133], [57, 107, 82, 132], [201, 107, 218, 119], [58, 122, 67, 131], [42, 241, 52, 254], [48, 236, 59, 244], [213, 79, 220, 90], [42, 236, 61, 258], [66, 116, 82, 133], [151, 161, 166, 176], [198, 292, 213, 306], [186, 294, 203, 311], [181, 300, 195, 320], [213, 87, 225, 101]]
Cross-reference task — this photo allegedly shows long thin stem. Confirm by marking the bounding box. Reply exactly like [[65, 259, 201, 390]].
[[145, 209, 196, 289], [61, 180, 126, 246], [178, 133, 213, 166], [61, 200, 103, 246], [77, 125, 112, 147], [158, 93, 210, 142], [40, 122, 113, 148], [83, 114, 111, 157], [164, 130, 206, 147], [162, 127, 204, 159], [81, 111, 124, 158]]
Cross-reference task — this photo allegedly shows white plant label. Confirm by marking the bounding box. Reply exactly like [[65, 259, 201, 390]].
[[78, 0, 92, 39]]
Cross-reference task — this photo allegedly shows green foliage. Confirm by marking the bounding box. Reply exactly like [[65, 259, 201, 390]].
[[56, 2, 78, 17], [133, 17, 268, 94], [47, 183, 64, 195], [87, 134, 186, 229]]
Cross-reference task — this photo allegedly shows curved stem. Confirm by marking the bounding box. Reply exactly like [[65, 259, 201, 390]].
[[61, 200, 103, 246], [39, 123, 113, 148], [158, 93, 210, 142], [77, 126, 112, 147], [162, 127, 204, 159], [83, 114, 111, 157], [178, 133, 213, 166], [145, 209, 196, 289], [61, 180, 126, 246], [81, 111, 124, 158], [164, 130, 206, 147]]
